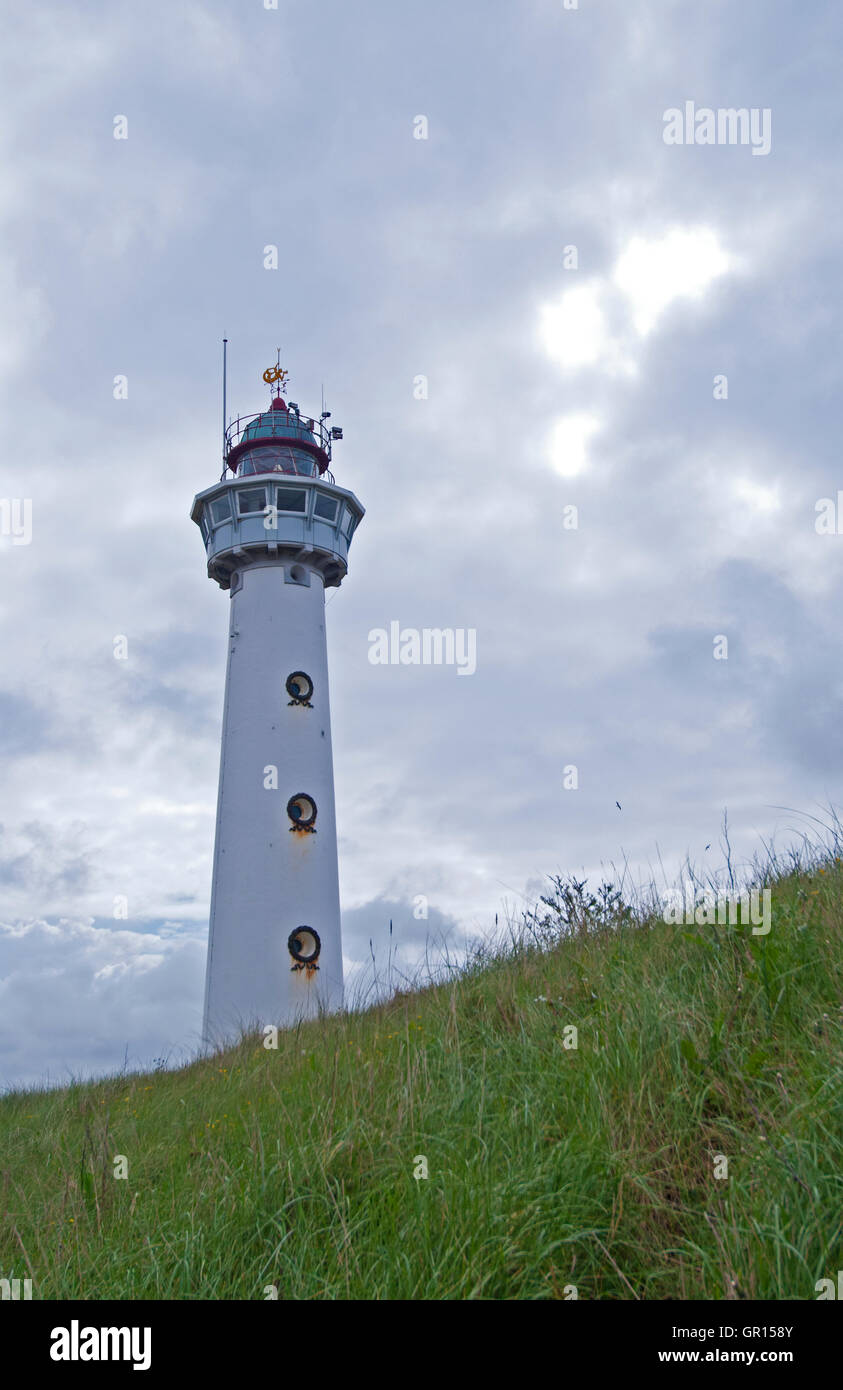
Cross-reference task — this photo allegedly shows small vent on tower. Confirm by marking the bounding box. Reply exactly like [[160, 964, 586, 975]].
[[288, 926, 321, 972], [286, 671, 314, 707], [287, 793, 317, 832], [286, 564, 310, 586]]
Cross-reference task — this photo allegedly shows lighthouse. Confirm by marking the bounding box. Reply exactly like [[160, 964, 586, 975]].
[[191, 358, 364, 1047]]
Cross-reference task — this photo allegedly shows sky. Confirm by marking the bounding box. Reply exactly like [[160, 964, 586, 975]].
[[1, 0, 842, 1088]]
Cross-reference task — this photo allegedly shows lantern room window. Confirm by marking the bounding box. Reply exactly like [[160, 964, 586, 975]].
[[236, 446, 318, 478]]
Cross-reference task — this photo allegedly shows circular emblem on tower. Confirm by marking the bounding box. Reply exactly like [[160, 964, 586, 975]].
[[287, 792, 317, 832], [288, 926, 321, 972], [286, 671, 314, 707]]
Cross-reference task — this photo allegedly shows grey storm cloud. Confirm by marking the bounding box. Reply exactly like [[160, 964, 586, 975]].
[[0, 693, 54, 756], [0, 823, 93, 897], [0, 0, 841, 1085]]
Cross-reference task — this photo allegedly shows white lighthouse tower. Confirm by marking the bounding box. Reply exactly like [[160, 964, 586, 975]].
[[192, 357, 364, 1048]]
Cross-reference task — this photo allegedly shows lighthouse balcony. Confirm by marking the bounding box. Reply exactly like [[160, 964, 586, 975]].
[[191, 475, 364, 591]]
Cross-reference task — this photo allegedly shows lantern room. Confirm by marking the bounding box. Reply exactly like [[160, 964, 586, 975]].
[[225, 395, 337, 479]]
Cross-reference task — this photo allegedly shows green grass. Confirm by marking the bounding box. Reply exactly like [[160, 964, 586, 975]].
[[2, 857, 843, 1300]]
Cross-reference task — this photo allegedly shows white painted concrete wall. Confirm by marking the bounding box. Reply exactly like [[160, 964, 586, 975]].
[[202, 560, 344, 1046]]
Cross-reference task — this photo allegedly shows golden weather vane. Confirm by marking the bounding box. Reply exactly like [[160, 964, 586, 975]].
[[262, 347, 290, 393]]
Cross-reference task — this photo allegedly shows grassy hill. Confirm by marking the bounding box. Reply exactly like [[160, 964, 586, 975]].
[[2, 857, 843, 1300]]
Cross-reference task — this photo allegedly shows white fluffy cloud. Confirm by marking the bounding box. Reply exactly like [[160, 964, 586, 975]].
[[547, 413, 603, 478], [540, 285, 611, 369], [538, 226, 733, 382]]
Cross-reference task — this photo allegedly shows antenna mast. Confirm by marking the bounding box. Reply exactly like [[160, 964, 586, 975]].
[[221, 337, 228, 479]]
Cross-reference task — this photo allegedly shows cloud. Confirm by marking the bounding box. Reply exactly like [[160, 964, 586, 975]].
[[341, 896, 464, 1004], [538, 226, 732, 383], [0, 918, 205, 1091], [539, 286, 610, 370], [547, 413, 603, 478], [613, 227, 732, 336]]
